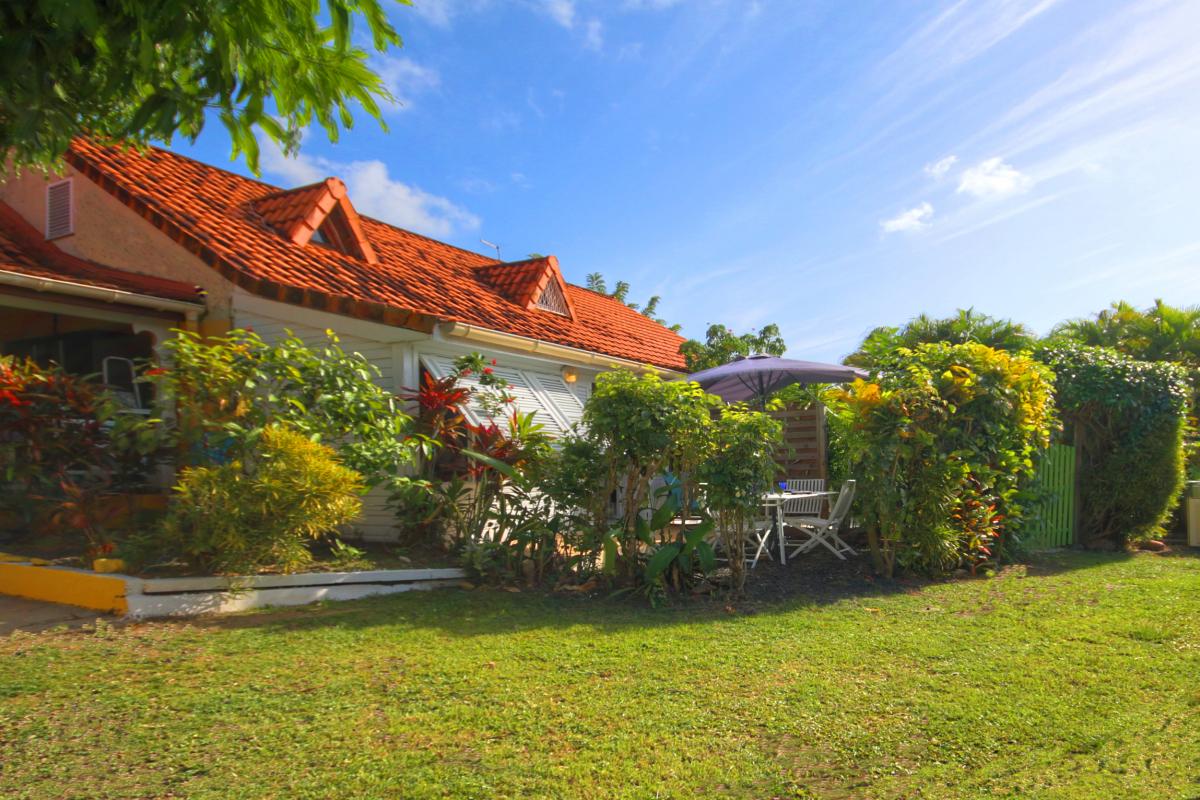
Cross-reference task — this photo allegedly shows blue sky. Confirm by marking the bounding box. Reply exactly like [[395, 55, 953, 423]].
[[172, 0, 1200, 362]]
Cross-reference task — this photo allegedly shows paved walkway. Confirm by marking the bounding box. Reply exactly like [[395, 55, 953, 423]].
[[0, 595, 111, 635]]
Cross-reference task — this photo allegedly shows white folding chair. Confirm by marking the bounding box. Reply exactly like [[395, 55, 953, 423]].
[[746, 515, 776, 568], [784, 480, 857, 560], [709, 513, 775, 568], [783, 478, 826, 518]]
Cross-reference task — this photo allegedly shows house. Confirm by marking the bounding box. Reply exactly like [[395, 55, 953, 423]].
[[0, 141, 687, 538]]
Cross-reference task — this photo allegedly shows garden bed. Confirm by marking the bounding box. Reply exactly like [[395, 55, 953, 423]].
[[0, 556, 465, 618], [0, 536, 456, 577]]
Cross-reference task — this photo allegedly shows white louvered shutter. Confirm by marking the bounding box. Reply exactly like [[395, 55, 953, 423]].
[[46, 180, 73, 239], [526, 371, 585, 433], [489, 366, 572, 439], [569, 379, 592, 408], [418, 356, 583, 439]]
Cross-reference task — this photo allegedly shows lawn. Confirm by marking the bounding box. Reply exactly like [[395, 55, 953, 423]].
[[2, 551, 1198, 799]]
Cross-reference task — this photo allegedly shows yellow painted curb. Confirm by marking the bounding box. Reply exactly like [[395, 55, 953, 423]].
[[0, 552, 50, 565], [0, 563, 129, 613]]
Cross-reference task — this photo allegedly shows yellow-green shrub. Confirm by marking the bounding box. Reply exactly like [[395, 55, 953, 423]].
[[151, 426, 363, 574], [832, 343, 1055, 577]]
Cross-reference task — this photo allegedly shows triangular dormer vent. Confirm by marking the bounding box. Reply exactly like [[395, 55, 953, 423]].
[[252, 178, 377, 264], [473, 254, 576, 321], [535, 278, 570, 315]]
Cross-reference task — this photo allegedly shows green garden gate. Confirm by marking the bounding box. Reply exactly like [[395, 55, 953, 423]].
[[1024, 444, 1076, 549]]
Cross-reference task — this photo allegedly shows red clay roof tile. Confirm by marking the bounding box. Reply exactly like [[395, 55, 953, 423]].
[[65, 141, 686, 370]]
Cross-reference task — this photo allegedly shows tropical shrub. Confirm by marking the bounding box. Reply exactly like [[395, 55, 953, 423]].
[[388, 357, 552, 556], [681, 322, 786, 371], [576, 370, 720, 587], [1050, 299, 1200, 482], [832, 342, 1055, 577], [0, 356, 121, 553], [137, 328, 417, 485], [693, 406, 782, 592], [847, 309, 1036, 369], [541, 370, 782, 597], [144, 426, 363, 574], [1036, 343, 1189, 547]]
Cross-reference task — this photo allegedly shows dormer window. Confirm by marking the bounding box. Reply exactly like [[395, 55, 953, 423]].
[[535, 278, 570, 315], [252, 177, 378, 264], [473, 254, 577, 321]]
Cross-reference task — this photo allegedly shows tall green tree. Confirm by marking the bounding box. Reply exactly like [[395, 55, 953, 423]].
[[1, 0, 407, 173], [1051, 299, 1200, 476], [1050, 300, 1200, 365], [585, 273, 679, 331], [680, 323, 787, 372], [847, 308, 1035, 369]]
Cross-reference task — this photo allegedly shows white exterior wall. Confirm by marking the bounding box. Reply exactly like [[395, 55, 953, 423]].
[[230, 291, 602, 541]]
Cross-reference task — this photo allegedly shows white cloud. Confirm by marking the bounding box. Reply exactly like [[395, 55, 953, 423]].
[[540, 0, 576, 28], [880, 202, 934, 233], [583, 18, 604, 51], [924, 154, 958, 179], [617, 41, 645, 60], [371, 55, 440, 114], [957, 157, 1032, 197], [259, 138, 479, 239], [408, 0, 461, 27], [879, 0, 1064, 90], [340, 161, 480, 238]]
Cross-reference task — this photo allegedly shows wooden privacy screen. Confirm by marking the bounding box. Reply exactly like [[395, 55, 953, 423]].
[[769, 403, 826, 480]]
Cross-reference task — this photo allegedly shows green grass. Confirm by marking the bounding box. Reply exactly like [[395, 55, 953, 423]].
[[2, 552, 1199, 799]]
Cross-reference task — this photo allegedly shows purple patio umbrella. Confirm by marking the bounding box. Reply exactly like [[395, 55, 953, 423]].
[[688, 354, 867, 405]]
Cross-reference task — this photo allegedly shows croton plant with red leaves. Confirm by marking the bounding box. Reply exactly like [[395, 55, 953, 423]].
[[393, 353, 551, 545], [0, 356, 119, 554]]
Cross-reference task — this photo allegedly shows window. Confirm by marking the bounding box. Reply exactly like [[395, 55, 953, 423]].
[[45, 179, 74, 240], [535, 279, 570, 315]]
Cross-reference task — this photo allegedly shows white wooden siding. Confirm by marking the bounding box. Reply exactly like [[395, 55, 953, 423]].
[[235, 312, 397, 390], [234, 308, 400, 540]]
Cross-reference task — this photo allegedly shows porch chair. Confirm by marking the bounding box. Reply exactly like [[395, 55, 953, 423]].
[[783, 480, 857, 560], [784, 478, 826, 516]]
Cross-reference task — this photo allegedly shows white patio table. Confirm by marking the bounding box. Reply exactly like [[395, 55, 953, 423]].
[[760, 491, 833, 565]]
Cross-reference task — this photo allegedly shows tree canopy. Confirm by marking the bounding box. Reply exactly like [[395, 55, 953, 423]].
[[585, 273, 679, 331], [1049, 300, 1200, 366], [680, 323, 787, 372], [1, 0, 406, 173], [846, 309, 1035, 369]]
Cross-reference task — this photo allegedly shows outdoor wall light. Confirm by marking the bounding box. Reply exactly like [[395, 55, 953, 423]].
[[561, 366, 579, 384]]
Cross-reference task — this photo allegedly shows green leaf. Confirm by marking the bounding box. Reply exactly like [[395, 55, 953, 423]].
[[461, 448, 517, 479], [644, 543, 681, 583], [601, 529, 620, 576], [649, 497, 679, 530], [695, 541, 717, 573], [635, 515, 652, 545]]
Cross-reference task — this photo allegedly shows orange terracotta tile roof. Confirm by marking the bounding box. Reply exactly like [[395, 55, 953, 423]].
[[0, 201, 203, 305], [475, 255, 577, 317], [65, 141, 687, 370]]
